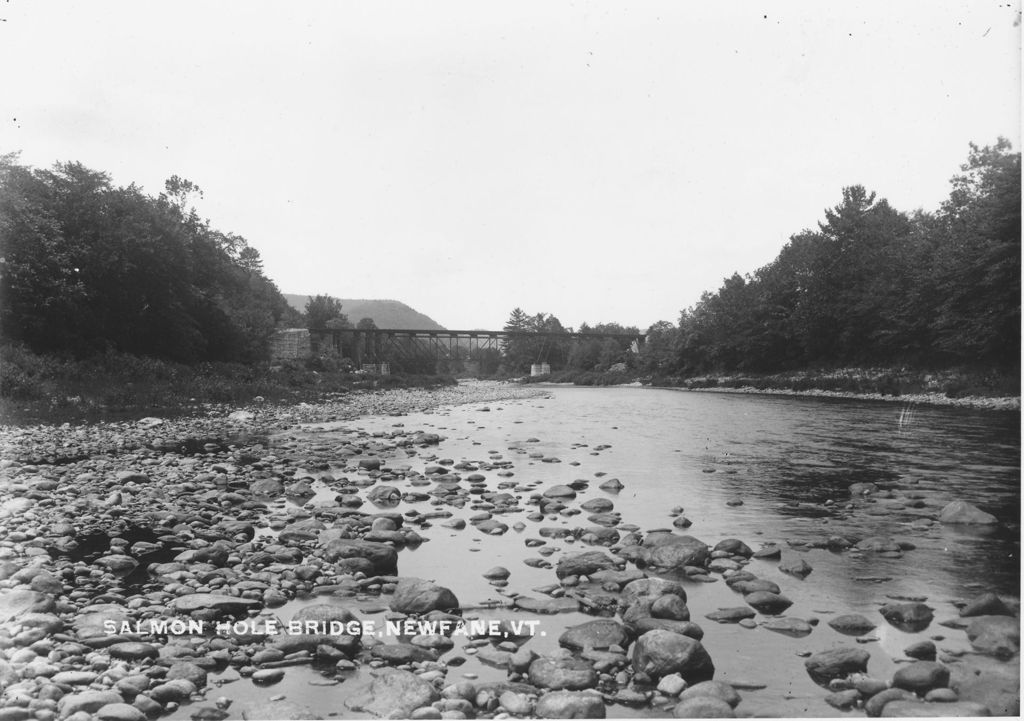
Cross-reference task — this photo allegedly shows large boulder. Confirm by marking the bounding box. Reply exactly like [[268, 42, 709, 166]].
[[390, 578, 460, 615], [345, 668, 440, 717], [804, 648, 870, 685], [620, 578, 687, 606], [534, 690, 606, 718], [559, 620, 633, 652], [879, 602, 933, 632], [322, 538, 398, 574], [938, 500, 998, 525], [959, 592, 1014, 618], [529, 655, 600, 690], [643, 534, 710, 570], [891, 661, 950, 694], [965, 615, 1020, 658], [631, 630, 714, 681], [556, 551, 619, 579]]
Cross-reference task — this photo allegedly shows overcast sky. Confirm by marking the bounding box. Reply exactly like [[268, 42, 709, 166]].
[[2, 1, 1020, 330]]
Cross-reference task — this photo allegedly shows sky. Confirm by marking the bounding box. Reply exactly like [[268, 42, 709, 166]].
[[2, 1, 1020, 331]]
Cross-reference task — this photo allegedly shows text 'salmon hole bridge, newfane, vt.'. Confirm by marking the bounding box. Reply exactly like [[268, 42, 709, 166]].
[[316, 327, 646, 372]]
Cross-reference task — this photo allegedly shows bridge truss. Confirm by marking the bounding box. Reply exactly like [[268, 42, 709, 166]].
[[317, 328, 644, 371]]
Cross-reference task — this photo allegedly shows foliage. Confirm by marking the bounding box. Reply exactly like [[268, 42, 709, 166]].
[[304, 294, 350, 330], [671, 140, 1020, 374], [0, 155, 293, 362]]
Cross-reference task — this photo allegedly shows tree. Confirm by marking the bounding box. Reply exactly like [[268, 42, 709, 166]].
[[357, 316, 378, 330], [0, 156, 294, 362], [305, 294, 348, 330]]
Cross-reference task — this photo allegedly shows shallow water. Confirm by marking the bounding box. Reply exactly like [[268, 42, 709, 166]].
[[170, 386, 1020, 718]]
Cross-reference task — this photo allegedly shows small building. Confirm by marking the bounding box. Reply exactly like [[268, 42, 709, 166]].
[[530, 363, 551, 377]]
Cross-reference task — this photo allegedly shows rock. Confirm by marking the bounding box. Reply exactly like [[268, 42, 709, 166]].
[[657, 673, 688, 697], [804, 648, 870, 685], [57, 691, 125, 718], [499, 691, 535, 715], [678, 680, 741, 708], [148, 679, 196, 703], [543, 485, 577, 499], [556, 551, 619, 579], [598, 479, 624, 492], [752, 545, 781, 560], [559, 620, 632, 652], [923, 688, 958, 702], [528, 656, 599, 690], [879, 602, 933, 632], [651, 594, 690, 621], [938, 500, 998, 525], [252, 668, 285, 684], [108, 642, 159, 661], [371, 643, 437, 665], [704, 607, 756, 624], [904, 640, 937, 661], [855, 537, 903, 554], [620, 578, 687, 606], [778, 557, 813, 579], [965, 615, 1019, 658], [390, 577, 460, 615], [292, 603, 359, 627], [864, 688, 918, 717], [761, 617, 813, 637], [514, 596, 580, 614], [959, 592, 1014, 618], [95, 703, 148, 721], [892, 662, 950, 694], [628, 617, 705, 640], [322, 539, 398, 574], [631, 630, 715, 681], [166, 661, 207, 689], [729, 578, 780, 595], [744, 592, 792, 614], [534, 690, 606, 718], [0, 590, 53, 622], [169, 594, 261, 617], [880, 700, 991, 717], [345, 668, 441, 718], [672, 696, 735, 718], [828, 614, 877, 635], [826, 689, 862, 710], [713, 539, 753, 557], [644, 534, 710, 570], [483, 566, 511, 580]]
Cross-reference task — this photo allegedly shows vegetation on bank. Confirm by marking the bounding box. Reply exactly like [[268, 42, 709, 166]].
[[0, 343, 455, 425], [520, 365, 1018, 402], [503, 140, 1020, 386]]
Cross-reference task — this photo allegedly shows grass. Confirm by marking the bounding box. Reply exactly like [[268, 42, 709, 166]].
[[0, 343, 455, 425]]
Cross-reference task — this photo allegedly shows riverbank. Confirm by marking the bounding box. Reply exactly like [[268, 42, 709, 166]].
[[0, 343, 461, 427], [523, 366, 1021, 411], [0, 381, 1018, 719]]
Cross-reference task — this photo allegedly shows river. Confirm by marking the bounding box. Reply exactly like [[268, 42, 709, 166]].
[[158, 384, 1019, 718]]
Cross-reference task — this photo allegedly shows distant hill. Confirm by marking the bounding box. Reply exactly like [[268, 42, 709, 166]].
[[284, 295, 446, 330]]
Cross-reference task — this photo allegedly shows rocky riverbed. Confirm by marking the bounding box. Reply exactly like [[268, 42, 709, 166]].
[[0, 381, 1018, 720]]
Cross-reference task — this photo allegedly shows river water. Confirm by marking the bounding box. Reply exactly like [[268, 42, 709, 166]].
[[172, 385, 1021, 718]]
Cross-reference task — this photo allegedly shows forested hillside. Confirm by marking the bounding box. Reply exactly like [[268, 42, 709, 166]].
[[662, 140, 1020, 375], [0, 156, 299, 363]]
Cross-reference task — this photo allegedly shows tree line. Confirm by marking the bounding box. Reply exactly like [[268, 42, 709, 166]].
[[659, 140, 1019, 375], [500, 140, 1019, 379], [0, 155, 303, 363]]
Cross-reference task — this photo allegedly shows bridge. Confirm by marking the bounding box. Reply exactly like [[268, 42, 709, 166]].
[[314, 327, 645, 372]]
